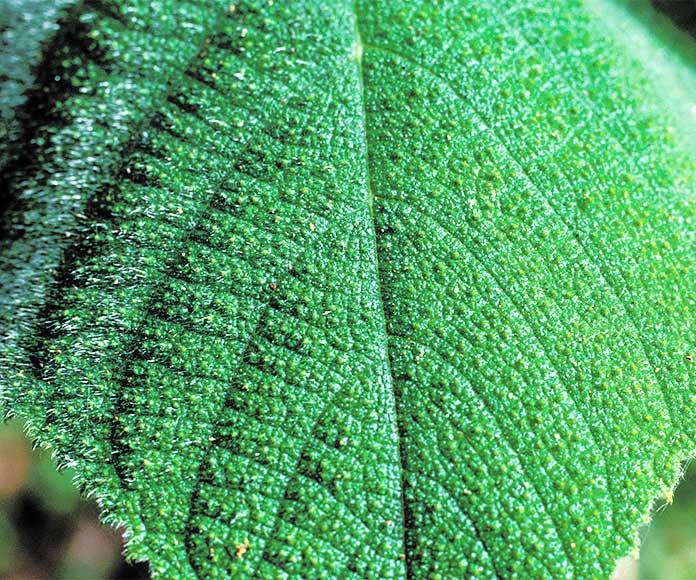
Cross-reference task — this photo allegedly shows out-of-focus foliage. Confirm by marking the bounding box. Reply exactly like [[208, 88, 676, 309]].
[[0, 420, 148, 579], [653, 0, 696, 38], [636, 462, 696, 580]]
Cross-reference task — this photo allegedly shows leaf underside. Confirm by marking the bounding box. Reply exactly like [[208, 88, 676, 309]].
[[2, 1, 696, 578]]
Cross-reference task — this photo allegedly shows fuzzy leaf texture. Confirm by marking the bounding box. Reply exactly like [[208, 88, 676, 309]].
[[2, 0, 696, 578]]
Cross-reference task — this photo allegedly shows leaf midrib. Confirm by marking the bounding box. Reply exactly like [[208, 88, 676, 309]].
[[351, 2, 411, 576]]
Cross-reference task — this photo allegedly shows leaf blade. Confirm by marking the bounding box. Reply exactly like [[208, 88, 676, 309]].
[[4, 0, 696, 578]]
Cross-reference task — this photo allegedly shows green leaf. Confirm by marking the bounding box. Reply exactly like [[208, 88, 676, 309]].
[[2, 0, 696, 578], [0, 0, 76, 151]]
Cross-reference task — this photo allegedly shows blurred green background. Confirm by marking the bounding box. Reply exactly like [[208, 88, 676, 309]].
[[0, 420, 148, 579], [631, 460, 696, 580]]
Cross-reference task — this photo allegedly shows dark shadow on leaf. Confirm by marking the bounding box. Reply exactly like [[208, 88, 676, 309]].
[[0, 1, 111, 228], [652, 1, 696, 38]]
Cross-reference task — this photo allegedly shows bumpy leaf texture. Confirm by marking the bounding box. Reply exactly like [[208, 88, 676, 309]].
[[2, 0, 696, 578]]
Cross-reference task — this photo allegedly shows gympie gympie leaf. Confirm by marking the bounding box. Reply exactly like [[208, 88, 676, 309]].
[[2, 0, 696, 577], [0, 0, 76, 160]]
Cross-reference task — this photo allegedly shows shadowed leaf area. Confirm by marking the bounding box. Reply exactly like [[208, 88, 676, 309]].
[[653, 1, 696, 38], [2, 0, 696, 578]]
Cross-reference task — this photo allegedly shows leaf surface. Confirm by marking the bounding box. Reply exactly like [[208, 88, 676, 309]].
[[3, 1, 696, 578]]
